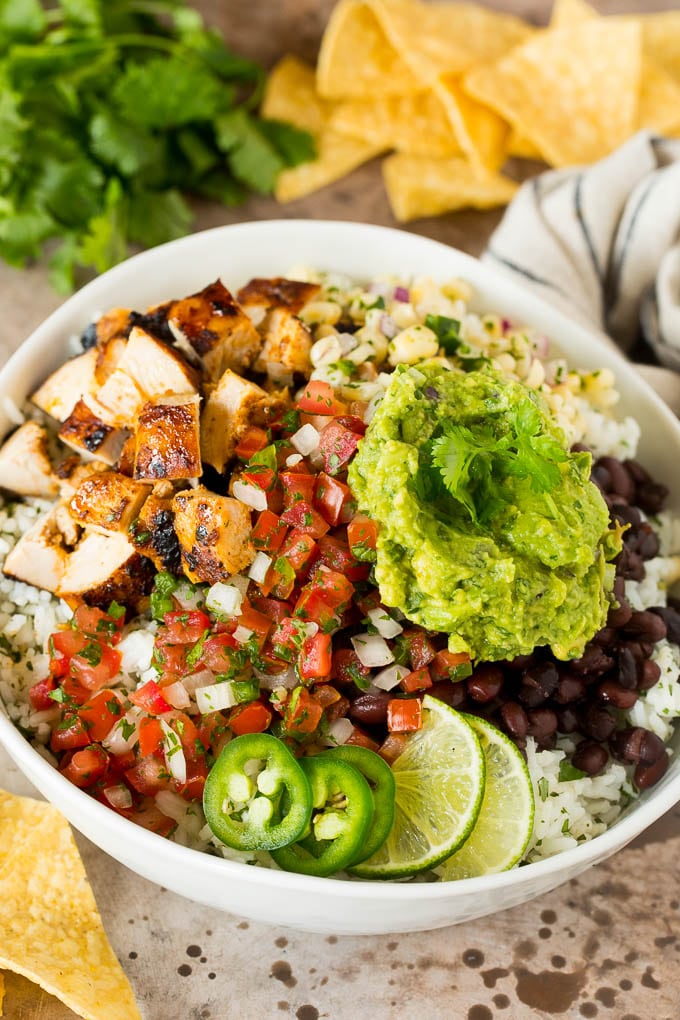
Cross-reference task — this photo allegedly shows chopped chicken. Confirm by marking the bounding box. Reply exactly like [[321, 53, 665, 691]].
[[253, 307, 314, 382], [0, 421, 59, 497], [237, 277, 320, 316], [58, 400, 129, 465], [201, 370, 288, 473], [134, 394, 202, 481], [93, 368, 146, 429], [116, 435, 136, 477], [57, 530, 155, 610], [94, 307, 132, 345], [94, 335, 127, 386], [54, 503, 81, 548], [69, 471, 151, 536], [132, 484, 182, 574], [168, 280, 262, 381], [172, 485, 254, 584], [55, 458, 107, 499], [31, 348, 98, 422], [119, 327, 200, 399], [2, 508, 72, 593]]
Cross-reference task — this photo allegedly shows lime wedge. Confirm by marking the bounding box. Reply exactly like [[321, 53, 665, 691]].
[[437, 714, 534, 881], [349, 696, 485, 879]]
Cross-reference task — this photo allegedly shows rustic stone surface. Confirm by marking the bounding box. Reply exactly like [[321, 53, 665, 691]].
[[1, 2, 679, 1018]]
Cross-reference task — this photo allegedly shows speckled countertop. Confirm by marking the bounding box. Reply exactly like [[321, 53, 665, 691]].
[[1, 2, 680, 1018]]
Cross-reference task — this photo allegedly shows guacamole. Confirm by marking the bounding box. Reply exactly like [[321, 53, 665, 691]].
[[348, 362, 621, 662]]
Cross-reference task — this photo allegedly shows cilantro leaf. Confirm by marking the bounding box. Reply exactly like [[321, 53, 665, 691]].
[[258, 118, 316, 167], [425, 314, 461, 355], [113, 56, 222, 129], [127, 188, 192, 248], [216, 108, 284, 194], [89, 110, 165, 177]]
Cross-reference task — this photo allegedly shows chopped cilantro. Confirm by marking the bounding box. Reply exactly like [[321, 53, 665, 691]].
[[425, 314, 461, 355], [537, 777, 549, 802], [558, 761, 587, 783]]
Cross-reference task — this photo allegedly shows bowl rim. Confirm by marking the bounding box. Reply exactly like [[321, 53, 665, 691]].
[[2, 216, 680, 901]]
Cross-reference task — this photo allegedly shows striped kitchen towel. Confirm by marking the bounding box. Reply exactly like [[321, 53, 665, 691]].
[[483, 131, 680, 413]]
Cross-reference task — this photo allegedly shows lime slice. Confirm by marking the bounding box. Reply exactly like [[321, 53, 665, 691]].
[[349, 696, 485, 879], [437, 714, 534, 881]]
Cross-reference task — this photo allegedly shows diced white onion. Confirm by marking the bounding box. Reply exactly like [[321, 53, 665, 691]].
[[233, 625, 253, 645], [327, 717, 354, 745], [226, 574, 250, 596], [162, 680, 191, 710], [182, 668, 215, 697], [351, 632, 394, 668], [291, 423, 320, 455], [367, 607, 403, 639], [233, 480, 267, 511], [206, 581, 243, 619], [103, 785, 133, 811], [255, 666, 298, 690], [173, 581, 205, 610], [285, 453, 303, 467], [103, 708, 142, 754], [248, 551, 272, 584], [118, 630, 155, 674], [372, 664, 410, 691], [408, 366, 427, 384], [196, 682, 238, 714], [160, 719, 187, 784]]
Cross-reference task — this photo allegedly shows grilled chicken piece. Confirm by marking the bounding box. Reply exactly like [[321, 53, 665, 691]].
[[253, 307, 314, 382], [94, 335, 127, 386], [201, 370, 288, 473], [168, 280, 262, 381], [93, 307, 131, 346], [173, 486, 254, 584], [93, 368, 146, 429], [69, 471, 151, 536], [117, 435, 136, 477], [2, 508, 72, 593], [134, 394, 202, 481], [57, 531, 155, 610], [58, 400, 129, 465], [55, 458, 107, 499], [237, 277, 320, 316], [132, 484, 182, 574], [121, 327, 200, 399], [0, 421, 59, 497], [31, 348, 98, 422]]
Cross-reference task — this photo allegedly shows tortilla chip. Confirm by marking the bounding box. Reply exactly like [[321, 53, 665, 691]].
[[641, 13, 680, 84], [0, 790, 141, 1020], [330, 90, 460, 158], [383, 153, 517, 221], [464, 20, 641, 168], [550, 0, 595, 29], [507, 131, 544, 161], [435, 74, 509, 170], [373, 0, 533, 83], [0, 972, 4, 1016], [316, 0, 420, 98]]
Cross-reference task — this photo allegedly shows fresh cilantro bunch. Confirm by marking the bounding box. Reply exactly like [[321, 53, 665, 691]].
[[429, 396, 568, 523], [0, 0, 314, 291]]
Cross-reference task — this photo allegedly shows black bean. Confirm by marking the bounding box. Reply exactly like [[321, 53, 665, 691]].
[[592, 464, 612, 492], [569, 644, 614, 678], [505, 652, 538, 672], [597, 457, 635, 501], [556, 706, 580, 734], [622, 610, 667, 643], [623, 458, 651, 486], [466, 664, 504, 703], [572, 741, 609, 777], [554, 671, 586, 704], [634, 753, 669, 789], [80, 322, 98, 350], [428, 680, 467, 709], [593, 626, 616, 649], [634, 523, 660, 561], [616, 645, 638, 689], [616, 546, 645, 581], [610, 727, 665, 765], [637, 658, 661, 691], [500, 701, 528, 739], [649, 606, 680, 646], [596, 680, 638, 710], [526, 707, 558, 741], [581, 704, 616, 742], [518, 682, 549, 708], [635, 482, 669, 515], [608, 598, 633, 629], [613, 504, 642, 530], [571, 442, 590, 453], [348, 692, 391, 727]]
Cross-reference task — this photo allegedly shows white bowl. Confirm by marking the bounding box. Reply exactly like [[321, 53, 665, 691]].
[[2, 220, 680, 935]]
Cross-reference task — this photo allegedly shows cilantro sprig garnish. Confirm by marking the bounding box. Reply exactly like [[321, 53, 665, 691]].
[[428, 395, 567, 523], [0, 0, 315, 291]]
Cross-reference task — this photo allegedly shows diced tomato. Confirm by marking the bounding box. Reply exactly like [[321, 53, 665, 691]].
[[331, 648, 370, 688], [387, 698, 423, 733], [378, 732, 409, 764], [70, 642, 122, 691], [299, 632, 332, 681], [280, 471, 316, 509], [229, 700, 272, 736], [132, 801, 176, 837], [235, 426, 269, 460], [284, 687, 323, 735], [308, 567, 355, 610], [248, 596, 291, 625], [129, 679, 172, 716], [345, 724, 380, 752], [176, 757, 209, 801], [237, 605, 273, 647], [241, 465, 277, 492], [60, 745, 109, 788], [279, 529, 318, 575], [29, 675, 57, 711], [251, 510, 288, 553], [294, 589, 338, 632], [430, 650, 473, 683], [200, 633, 239, 673], [318, 421, 361, 475], [400, 667, 432, 693], [126, 755, 173, 796], [73, 604, 124, 643], [49, 651, 70, 679], [196, 711, 230, 756], [169, 712, 202, 761], [354, 588, 382, 616], [312, 684, 342, 708], [61, 673, 92, 706], [347, 514, 378, 557], [50, 714, 91, 752], [313, 473, 353, 527], [335, 414, 367, 436], [271, 617, 311, 658], [296, 380, 347, 416], [51, 629, 88, 659], [138, 716, 164, 757], [78, 690, 124, 741], [161, 610, 211, 645], [317, 535, 370, 582], [154, 643, 189, 676], [280, 501, 330, 539], [402, 630, 437, 670]]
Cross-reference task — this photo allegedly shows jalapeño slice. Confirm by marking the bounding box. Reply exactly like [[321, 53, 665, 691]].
[[320, 745, 395, 865]]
